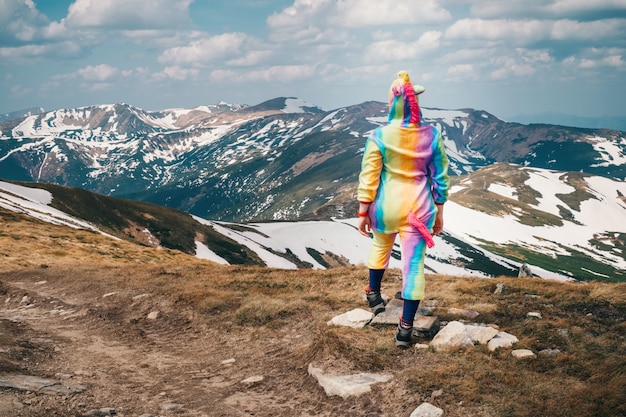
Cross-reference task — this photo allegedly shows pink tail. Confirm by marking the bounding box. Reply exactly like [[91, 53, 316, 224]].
[[407, 212, 435, 248]]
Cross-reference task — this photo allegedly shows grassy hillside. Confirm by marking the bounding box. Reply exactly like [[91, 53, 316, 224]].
[[10, 180, 265, 267], [0, 208, 624, 416]]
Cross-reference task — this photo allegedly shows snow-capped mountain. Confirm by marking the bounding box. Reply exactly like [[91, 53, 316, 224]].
[[0, 98, 625, 282], [2, 98, 624, 223], [0, 176, 519, 278], [2, 160, 625, 282]]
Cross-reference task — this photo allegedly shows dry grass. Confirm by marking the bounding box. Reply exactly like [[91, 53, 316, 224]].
[[1, 208, 625, 417]]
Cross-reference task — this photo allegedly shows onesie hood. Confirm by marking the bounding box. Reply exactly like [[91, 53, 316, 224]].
[[387, 70, 425, 127]]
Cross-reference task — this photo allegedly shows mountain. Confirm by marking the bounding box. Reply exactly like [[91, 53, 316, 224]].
[[0, 106, 45, 123], [1, 99, 624, 223], [1, 98, 625, 282], [2, 163, 625, 282], [508, 112, 626, 132]]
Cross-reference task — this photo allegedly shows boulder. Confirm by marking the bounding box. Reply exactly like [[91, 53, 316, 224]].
[[430, 320, 473, 351]]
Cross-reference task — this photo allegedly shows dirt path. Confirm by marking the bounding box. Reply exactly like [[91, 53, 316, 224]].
[[0, 269, 393, 417]]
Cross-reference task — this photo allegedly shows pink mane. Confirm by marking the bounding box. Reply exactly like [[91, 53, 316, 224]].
[[404, 82, 420, 125]]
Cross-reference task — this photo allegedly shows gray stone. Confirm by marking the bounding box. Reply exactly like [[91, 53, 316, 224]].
[[327, 308, 373, 328], [0, 374, 87, 394], [413, 315, 440, 338], [84, 408, 116, 417], [487, 332, 519, 351], [371, 299, 434, 326], [512, 349, 536, 359], [370, 299, 402, 325], [527, 312, 542, 319], [430, 320, 474, 351], [308, 364, 392, 399], [518, 263, 533, 278], [538, 348, 561, 356], [464, 323, 499, 345], [410, 402, 444, 417], [241, 375, 264, 384]]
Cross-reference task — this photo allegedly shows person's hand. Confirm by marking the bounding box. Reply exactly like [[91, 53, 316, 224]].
[[358, 215, 371, 237], [432, 204, 444, 235]]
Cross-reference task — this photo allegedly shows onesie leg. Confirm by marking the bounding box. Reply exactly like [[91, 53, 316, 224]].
[[365, 232, 395, 315], [366, 231, 396, 270]]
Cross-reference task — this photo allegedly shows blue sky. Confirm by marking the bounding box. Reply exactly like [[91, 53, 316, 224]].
[[1, 0, 626, 120]]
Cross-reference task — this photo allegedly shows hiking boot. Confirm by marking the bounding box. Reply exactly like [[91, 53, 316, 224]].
[[365, 287, 386, 315], [395, 325, 413, 349]]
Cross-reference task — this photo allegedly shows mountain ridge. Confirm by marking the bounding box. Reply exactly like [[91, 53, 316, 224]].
[[3, 98, 624, 224], [1, 98, 625, 281], [2, 159, 625, 282]]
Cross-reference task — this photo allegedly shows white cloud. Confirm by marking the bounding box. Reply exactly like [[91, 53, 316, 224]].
[[333, 0, 451, 27], [467, 0, 626, 19], [241, 65, 317, 82], [267, 0, 332, 29], [365, 31, 442, 61], [0, 41, 82, 61], [65, 0, 193, 30], [51, 64, 120, 82], [445, 19, 548, 44], [158, 66, 199, 81], [268, 0, 451, 30], [565, 48, 626, 70], [490, 59, 536, 79], [77, 64, 119, 81], [547, 0, 626, 16], [158, 33, 249, 65], [0, 0, 61, 45], [448, 64, 474, 75], [550, 19, 625, 40], [210, 65, 317, 86], [227, 50, 274, 66]]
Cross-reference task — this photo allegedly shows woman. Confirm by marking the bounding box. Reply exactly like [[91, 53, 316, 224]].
[[357, 70, 449, 348]]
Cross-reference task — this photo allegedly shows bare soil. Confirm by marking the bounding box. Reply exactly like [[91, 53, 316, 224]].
[[0, 271, 363, 417]]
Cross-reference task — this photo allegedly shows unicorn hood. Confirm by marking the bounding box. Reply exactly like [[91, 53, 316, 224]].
[[387, 70, 425, 128]]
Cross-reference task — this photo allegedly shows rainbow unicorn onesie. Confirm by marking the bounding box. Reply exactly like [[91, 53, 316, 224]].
[[358, 70, 449, 305]]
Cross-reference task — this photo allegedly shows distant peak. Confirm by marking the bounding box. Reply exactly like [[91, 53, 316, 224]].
[[244, 97, 324, 114]]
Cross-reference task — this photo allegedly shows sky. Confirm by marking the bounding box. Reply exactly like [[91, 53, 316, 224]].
[[1, 0, 626, 120]]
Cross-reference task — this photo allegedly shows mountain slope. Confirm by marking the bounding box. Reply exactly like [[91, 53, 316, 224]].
[[446, 163, 626, 281], [2, 162, 625, 282], [0, 180, 263, 267], [1, 99, 624, 223]]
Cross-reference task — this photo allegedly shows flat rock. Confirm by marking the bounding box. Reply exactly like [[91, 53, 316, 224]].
[[464, 323, 499, 344], [413, 315, 440, 338], [0, 374, 87, 394], [327, 308, 373, 328], [308, 364, 392, 399], [447, 307, 480, 319], [370, 299, 402, 325], [370, 299, 434, 326], [487, 332, 519, 351], [512, 349, 536, 359]]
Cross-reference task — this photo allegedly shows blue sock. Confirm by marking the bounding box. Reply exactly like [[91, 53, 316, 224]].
[[368, 269, 385, 292], [401, 299, 420, 327]]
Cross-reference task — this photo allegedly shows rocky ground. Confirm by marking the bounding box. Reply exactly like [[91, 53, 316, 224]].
[[0, 267, 417, 417]]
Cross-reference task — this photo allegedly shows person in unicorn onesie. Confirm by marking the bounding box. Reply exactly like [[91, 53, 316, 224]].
[[357, 70, 449, 348]]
